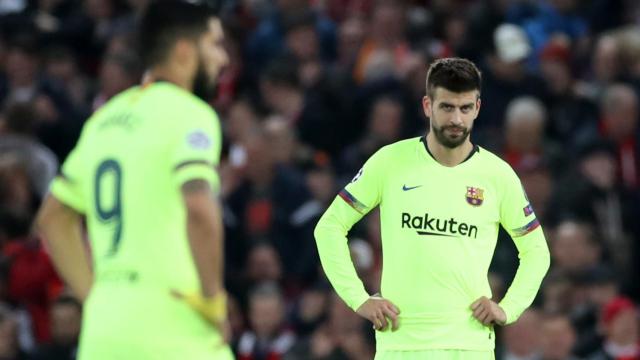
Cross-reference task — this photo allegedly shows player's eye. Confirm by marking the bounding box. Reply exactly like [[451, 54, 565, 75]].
[[441, 104, 454, 111], [461, 105, 473, 113]]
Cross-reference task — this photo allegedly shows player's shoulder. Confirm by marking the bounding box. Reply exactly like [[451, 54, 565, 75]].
[[375, 137, 421, 158], [476, 146, 519, 178], [152, 83, 218, 121]]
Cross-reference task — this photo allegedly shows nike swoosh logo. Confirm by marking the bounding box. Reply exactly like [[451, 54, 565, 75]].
[[402, 184, 423, 191]]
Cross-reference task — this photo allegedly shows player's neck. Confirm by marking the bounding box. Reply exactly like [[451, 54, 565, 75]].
[[425, 132, 474, 167], [144, 67, 193, 92]]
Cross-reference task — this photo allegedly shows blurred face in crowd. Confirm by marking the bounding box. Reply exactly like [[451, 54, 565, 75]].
[[225, 100, 259, 142], [370, 2, 404, 44], [5, 48, 38, 86], [242, 130, 275, 181], [193, 18, 229, 94], [249, 294, 285, 338], [580, 152, 617, 190], [505, 102, 546, 153], [338, 17, 365, 65], [587, 282, 618, 308], [99, 58, 138, 99], [0, 314, 18, 358], [540, 59, 571, 94], [605, 307, 639, 345], [85, 0, 114, 20], [540, 315, 576, 360], [246, 244, 282, 283], [264, 117, 296, 165], [306, 168, 335, 204], [551, 222, 600, 274], [503, 310, 541, 357], [369, 98, 403, 143], [51, 302, 81, 346], [542, 275, 574, 313], [593, 36, 620, 84], [286, 25, 319, 62], [602, 85, 638, 141], [424, 88, 480, 149]]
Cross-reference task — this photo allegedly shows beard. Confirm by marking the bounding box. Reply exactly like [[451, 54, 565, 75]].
[[431, 116, 471, 149], [193, 62, 214, 102]]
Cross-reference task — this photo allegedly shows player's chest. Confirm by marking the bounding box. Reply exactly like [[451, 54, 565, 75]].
[[379, 166, 500, 225]]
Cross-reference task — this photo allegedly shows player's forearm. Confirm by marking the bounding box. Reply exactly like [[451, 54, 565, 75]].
[[499, 229, 550, 324], [36, 196, 93, 302], [314, 198, 370, 311], [186, 200, 224, 298]]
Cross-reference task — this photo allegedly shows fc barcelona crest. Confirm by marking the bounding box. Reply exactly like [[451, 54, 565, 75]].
[[466, 186, 484, 206]]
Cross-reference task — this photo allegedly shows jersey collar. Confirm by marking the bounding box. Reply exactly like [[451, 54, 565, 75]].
[[419, 136, 479, 166]]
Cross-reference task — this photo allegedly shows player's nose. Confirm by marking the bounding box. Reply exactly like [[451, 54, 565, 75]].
[[450, 110, 464, 126]]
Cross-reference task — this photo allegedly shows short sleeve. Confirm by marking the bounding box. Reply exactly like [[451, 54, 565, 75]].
[[50, 144, 86, 213], [171, 107, 222, 192], [499, 167, 541, 239], [340, 149, 385, 215]]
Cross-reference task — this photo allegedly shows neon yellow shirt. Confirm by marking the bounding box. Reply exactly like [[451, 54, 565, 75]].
[[49, 82, 225, 353], [315, 137, 550, 351]]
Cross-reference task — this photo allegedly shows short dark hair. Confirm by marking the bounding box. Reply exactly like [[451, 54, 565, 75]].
[[139, 0, 220, 69], [425, 58, 481, 98], [3, 101, 38, 136], [261, 56, 300, 89]]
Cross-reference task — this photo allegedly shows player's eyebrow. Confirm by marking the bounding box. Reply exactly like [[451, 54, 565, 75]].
[[438, 102, 475, 108]]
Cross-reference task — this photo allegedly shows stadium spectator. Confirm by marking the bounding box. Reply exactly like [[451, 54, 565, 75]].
[[588, 297, 639, 360], [549, 220, 602, 278], [539, 312, 581, 360], [225, 126, 315, 282], [500, 309, 543, 360], [91, 51, 141, 110], [237, 282, 296, 360], [260, 57, 340, 156], [0, 305, 28, 360], [538, 38, 599, 148], [476, 23, 548, 140], [547, 139, 640, 295], [1, 0, 640, 358], [588, 84, 639, 190], [502, 96, 564, 176], [30, 295, 81, 360], [339, 95, 404, 177], [0, 102, 58, 198]]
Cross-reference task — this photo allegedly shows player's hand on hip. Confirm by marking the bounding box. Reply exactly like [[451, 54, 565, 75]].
[[171, 290, 228, 333], [356, 294, 400, 332], [470, 296, 506, 326]]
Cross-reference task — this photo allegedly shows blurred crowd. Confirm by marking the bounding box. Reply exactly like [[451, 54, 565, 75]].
[[0, 0, 639, 359]]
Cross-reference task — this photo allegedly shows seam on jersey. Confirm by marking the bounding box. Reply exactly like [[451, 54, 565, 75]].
[[512, 218, 540, 237], [338, 189, 367, 214], [174, 160, 214, 172]]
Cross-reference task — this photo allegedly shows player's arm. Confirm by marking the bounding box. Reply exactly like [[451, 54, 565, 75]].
[[490, 168, 550, 325], [169, 107, 227, 328], [36, 195, 92, 302], [182, 179, 224, 297], [315, 149, 399, 331], [36, 144, 93, 302]]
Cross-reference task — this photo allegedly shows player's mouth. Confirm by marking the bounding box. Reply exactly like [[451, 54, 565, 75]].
[[445, 127, 465, 136]]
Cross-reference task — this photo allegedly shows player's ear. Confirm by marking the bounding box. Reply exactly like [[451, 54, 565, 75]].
[[422, 96, 432, 118], [475, 97, 481, 114]]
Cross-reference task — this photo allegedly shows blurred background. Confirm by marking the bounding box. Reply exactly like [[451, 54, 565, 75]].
[[0, 0, 639, 359]]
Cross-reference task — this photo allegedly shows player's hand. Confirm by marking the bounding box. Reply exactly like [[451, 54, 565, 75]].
[[470, 296, 506, 326], [171, 290, 227, 330], [356, 294, 400, 332]]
